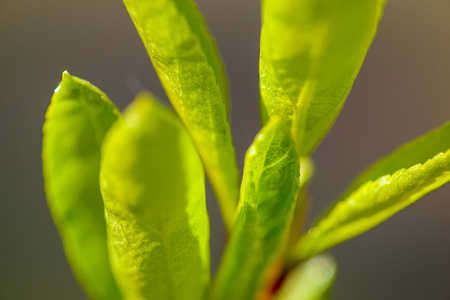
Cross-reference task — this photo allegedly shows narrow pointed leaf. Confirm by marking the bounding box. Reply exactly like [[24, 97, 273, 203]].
[[340, 121, 450, 200], [260, 0, 386, 156], [123, 0, 239, 229], [212, 118, 300, 300], [100, 94, 210, 300], [42, 71, 121, 300], [277, 254, 336, 300], [296, 149, 450, 259]]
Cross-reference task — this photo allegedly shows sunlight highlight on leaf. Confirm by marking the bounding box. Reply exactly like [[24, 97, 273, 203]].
[[100, 94, 209, 300], [123, 0, 239, 230], [296, 149, 450, 259], [340, 121, 450, 200], [260, 0, 386, 156], [42, 71, 122, 300], [277, 254, 336, 300], [212, 118, 299, 300]]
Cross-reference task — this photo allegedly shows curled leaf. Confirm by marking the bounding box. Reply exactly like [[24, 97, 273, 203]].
[[123, 0, 239, 229], [43, 71, 121, 300], [213, 118, 300, 300], [296, 149, 450, 259], [100, 94, 210, 300], [260, 0, 386, 155]]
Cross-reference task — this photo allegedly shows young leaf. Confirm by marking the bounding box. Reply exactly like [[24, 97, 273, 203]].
[[295, 149, 450, 259], [42, 71, 122, 300], [100, 94, 210, 300], [293, 121, 450, 259], [276, 254, 336, 300], [123, 0, 239, 229], [212, 118, 300, 300], [340, 121, 450, 200], [260, 0, 386, 156]]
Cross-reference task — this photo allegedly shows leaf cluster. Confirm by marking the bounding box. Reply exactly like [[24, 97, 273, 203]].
[[42, 0, 449, 299]]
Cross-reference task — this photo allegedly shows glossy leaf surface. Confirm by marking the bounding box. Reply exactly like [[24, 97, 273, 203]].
[[123, 0, 239, 229], [340, 121, 450, 200], [100, 94, 209, 300], [260, 0, 386, 156], [297, 149, 450, 259], [42, 72, 121, 300], [277, 254, 336, 300], [212, 118, 299, 300]]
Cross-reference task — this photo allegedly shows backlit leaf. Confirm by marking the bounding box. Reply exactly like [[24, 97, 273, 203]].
[[42, 71, 121, 300], [123, 0, 239, 229], [100, 94, 209, 300], [260, 0, 386, 156], [340, 121, 450, 200], [296, 148, 450, 259], [212, 118, 299, 300], [276, 254, 336, 300]]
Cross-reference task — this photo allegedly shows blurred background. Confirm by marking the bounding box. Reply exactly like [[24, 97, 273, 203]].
[[1, 0, 449, 299]]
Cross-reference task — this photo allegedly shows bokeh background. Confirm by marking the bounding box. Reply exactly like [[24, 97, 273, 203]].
[[1, 0, 449, 299]]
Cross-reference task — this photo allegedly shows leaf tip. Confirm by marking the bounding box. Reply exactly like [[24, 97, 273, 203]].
[[134, 91, 157, 104], [56, 70, 76, 94], [53, 71, 69, 95], [62, 70, 71, 79]]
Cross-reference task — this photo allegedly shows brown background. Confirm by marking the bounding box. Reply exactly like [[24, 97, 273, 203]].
[[0, 0, 449, 299]]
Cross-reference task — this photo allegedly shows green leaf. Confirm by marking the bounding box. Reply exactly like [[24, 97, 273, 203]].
[[276, 254, 336, 300], [123, 0, 239, 230], [295, 148, 450, 259], [340, 121, 450, 200], [260, 0, 386, 156], [286, 158, 315, 248], [100, 94, 210, 300], [212, 118, 300, 300], [42, 71, 122, 300], [294, 121, 450, 259]]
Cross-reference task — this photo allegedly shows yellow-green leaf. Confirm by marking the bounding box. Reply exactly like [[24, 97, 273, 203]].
[[286, 158, 315, 249], [212, 118, 300, 300], [294, 122, 450, 259], [340, 121, 450, 200], [42, 71, 122, 300], [123, 0, 239, 229], [260, 0, 386, 156], [296, 149, 450, 259], [100, 94, 209, 300], [277, 254, 336, 300]]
